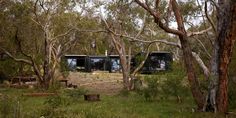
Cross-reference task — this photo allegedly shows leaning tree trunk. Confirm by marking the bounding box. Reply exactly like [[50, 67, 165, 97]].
[[180, 35, 205, 110], [171, 0, 205, 109]]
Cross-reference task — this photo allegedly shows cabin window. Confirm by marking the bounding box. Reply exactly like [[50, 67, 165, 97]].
[[90, 58, 106, 71], [67, 59, 77, 71], [111, 58, 121, 72]]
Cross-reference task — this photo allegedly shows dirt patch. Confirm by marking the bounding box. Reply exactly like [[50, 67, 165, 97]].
[[67, 71, 123, 95]]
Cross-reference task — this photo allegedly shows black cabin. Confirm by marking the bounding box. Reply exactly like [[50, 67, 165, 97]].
[[133, 51, 172, 73], [64, 51, 172, 73]]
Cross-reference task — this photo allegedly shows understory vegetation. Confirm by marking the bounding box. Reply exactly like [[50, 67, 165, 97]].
[[0, 88, 234, 118], [1, 67, 236, 118]]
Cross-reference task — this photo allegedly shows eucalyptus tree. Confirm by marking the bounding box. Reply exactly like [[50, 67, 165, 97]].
[[134, 0, 236, 113], [133, 0, 212, 110], [0, 0, 81, 89], [101, 0, 143, 90]]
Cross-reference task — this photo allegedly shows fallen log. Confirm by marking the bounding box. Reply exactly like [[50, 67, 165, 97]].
[[22, 93, 57, 97]]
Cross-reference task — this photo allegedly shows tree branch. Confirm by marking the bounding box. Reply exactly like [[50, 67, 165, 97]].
[[187, 27, 212, 37], [192, 52, 210, 78], [131, 43, 153, 76], [51, 28, 75, 42], [0, 47, 32, 65], [134, 12, 147, 39], [193, 37, 212, 58]]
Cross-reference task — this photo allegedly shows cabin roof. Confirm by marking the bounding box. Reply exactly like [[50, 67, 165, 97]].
[[64, 54, 87, 57]]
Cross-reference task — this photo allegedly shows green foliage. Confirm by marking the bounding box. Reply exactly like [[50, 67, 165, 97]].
[[136, 75, 159, 101], [119, 88, 130, 97], [0, 88, 234, 118], [229, 80, 236, 109], [60, 58, 70, 78], [0, 95, 14, 117], [161, 62, 189, 102], [65, 88, 88, 100], [0, 59, 19, 78], [48, 80, 63, 92], [41, 95, 70, 117], [0, 95, 22, 118]]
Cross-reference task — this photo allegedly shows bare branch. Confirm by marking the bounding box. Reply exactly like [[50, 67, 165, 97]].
[[131, 43, 153, 76], [31, 18, 44, 30], [171, 0, 185, 33], [205, 1, 217, 34], [75, 29, 107, 33], [208, 0, 220, 11], [135, 0, 184, 36], [134, 12, 147, 39], [51, 28, 75, 42], [164, 0, 173, 26], [193, 37, 212, 58], [155, 0, 160, 10], [0, 47, 32, 65], [192, 52, 210, 78], [118, 33, 181, 48], [187, 27, 212, 37]]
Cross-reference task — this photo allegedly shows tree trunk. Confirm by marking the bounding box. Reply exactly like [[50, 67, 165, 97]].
[[172, 0, 205, 109], [216, 1, 236, 113], [180, 35, 205, 110], [119, 54, 131, 90], [205, 1, 236, 113]]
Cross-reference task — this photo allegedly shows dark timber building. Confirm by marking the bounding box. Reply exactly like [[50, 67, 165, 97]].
[[64, 51, 172, 73]]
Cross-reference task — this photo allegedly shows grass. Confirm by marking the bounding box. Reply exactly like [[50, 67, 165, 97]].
[[0, 88, 233, 118]]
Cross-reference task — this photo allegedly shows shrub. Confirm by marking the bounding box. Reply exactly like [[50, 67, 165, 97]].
[[119, 88, 130, 97], [160, 62, 188, 103], [41, 95, 70, 117], [136, 75, 159, 101], [161, 74, 187, 103], [48, 80, 62, 92]]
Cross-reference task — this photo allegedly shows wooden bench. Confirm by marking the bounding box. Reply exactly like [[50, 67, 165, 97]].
[[58, 79, 68, 87], [10, 76, 36, 85]]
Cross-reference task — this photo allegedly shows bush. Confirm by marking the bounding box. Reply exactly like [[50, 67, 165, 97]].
[[161, 74, 187, 103], [41, 95, 70, 117], [160, 62, 188, 103], [136, 75, 159, 101], [0, 71, 9, 83]]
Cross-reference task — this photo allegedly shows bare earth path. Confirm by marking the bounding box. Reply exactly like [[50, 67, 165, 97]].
[[67, 71, 123, 95]]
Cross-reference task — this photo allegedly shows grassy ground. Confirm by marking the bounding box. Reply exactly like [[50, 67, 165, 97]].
[[0, 88, 234, 118]]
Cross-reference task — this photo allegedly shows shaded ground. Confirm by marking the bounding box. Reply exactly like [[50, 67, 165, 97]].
[[67, 71, 124, 95]]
